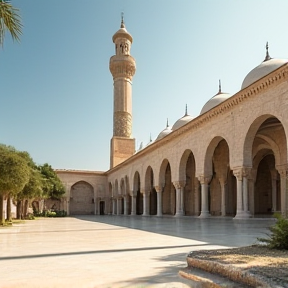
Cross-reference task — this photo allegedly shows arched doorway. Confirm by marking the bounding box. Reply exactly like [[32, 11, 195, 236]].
[[162, 161, 176, 215], [204, 137, 235, 217], [244, 116, 287, 216], [134, 172, 142, 215], [70, 181, 94, 215]]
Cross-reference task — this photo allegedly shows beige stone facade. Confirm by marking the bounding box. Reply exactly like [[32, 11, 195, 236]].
[[56, 22, 288, 219]]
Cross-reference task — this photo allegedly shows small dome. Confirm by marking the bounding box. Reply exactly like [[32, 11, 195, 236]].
[[241, 58, 287, 89], [241, 43, 287, 89], [200, 82, 231, 115], [156, 121, 172, 141], [172, 106, 194, 130], [112, 20, 133, 43]]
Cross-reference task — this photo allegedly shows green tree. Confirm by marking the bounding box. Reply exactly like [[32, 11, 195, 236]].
[[16, 167, 44, 219], [0, 0, 22, 46], [0, 145, 30, 225], [40, 163, 65, 200]]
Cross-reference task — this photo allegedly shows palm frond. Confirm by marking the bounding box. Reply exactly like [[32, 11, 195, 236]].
[[0, 0, 22, 46]]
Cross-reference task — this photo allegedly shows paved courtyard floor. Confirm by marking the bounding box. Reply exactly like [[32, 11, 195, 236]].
[[0, 216, 274, 288]]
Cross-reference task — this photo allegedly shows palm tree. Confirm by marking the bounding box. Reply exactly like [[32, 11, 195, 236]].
[[0, 0, 22, 46]]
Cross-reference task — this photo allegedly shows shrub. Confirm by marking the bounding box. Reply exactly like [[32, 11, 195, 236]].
[[33, 209, 67, 218], [258, 213, 288, 250]]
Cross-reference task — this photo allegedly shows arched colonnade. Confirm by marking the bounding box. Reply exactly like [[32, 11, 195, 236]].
[[108, 114, 288, 219]]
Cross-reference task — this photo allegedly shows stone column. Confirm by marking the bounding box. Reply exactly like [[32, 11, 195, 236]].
[[219, 178, 226, 217], [142, 190, 150, 216], [198, 175, 211, 218], [233, 168, 243, 219], [116, 198, 121, 215], [131, 193, 136, 216], [233, 168, 250, 219], [242, 168, 251, 216], [173, 181, 185, 217], [112, 198, 117, 215], [123, 195, 128, 215], [271, 169, 278, 212], [277, 167, 287, 217], [155, 186, 163, 216], [194, 180, 200, 216]]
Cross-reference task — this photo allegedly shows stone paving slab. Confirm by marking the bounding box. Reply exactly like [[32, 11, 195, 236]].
[[0, 216, 273, 288]]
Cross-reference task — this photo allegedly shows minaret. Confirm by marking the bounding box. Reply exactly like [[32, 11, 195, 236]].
[[109, 17, 136, 168]]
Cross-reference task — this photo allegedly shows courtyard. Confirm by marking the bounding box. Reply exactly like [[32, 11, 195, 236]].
[[0, 216, 275, 288]]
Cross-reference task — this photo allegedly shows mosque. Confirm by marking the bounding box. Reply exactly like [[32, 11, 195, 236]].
[[55, 19, 288, 219]]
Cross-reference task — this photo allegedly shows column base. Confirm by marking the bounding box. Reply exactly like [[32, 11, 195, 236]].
[[175, 211, 184, 217], [233, 211, 251, 219], [198, 211, 210, 218], [157, 213, 162, 217]]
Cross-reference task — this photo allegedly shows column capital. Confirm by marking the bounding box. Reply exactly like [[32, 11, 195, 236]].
[[197, 175, 212, 185], [276, 165, 288, 177], [233, 168, 243, 180], [173, 181, 185, 189], [154, 186, 163, 193]]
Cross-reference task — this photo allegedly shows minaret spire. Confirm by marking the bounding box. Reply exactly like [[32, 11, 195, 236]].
[[264, 42, 272, 62], [121, 12, 125, 28]]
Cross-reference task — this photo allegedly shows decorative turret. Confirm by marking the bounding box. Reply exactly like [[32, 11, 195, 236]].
[[109, 16, 136, 168]]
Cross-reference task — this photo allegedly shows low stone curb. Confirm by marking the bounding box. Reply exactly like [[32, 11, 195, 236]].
[[185, 257, 271, 288], [179, 270, 223, 288]]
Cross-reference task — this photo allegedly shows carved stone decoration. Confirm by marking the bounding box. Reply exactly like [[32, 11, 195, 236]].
[[173, 181, 185, 189], [197, 175, 212, 185], [113, 111, 132, 137], [109, 56, 136, 81]]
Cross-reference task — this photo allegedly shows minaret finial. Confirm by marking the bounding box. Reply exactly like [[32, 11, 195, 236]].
[[166, 118, 169, 128], [264, 42, 271, 62], [121, 12, 125, 28], [218, 79, 222, 93], [185, 104, 188, 116]]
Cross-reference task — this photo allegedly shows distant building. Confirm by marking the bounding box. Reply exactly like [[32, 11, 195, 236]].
[[55, 19, 288, 219]]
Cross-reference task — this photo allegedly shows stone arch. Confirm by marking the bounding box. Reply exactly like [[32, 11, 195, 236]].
[[133, 171, 142, 215], [125, 176, 131, 214], [145, 166, 157, 215], [159, 159, 176, 215], [108, 182, 113, 214], [179, 150, 199, 215], [243, 115, 287, 167], [246, 116, 287, 216], [69, 181, 94, 215], [204, 137, 235, 217]]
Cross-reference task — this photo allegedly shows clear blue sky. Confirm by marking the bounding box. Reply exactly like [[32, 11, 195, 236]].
[[1, 0, 288, 171]]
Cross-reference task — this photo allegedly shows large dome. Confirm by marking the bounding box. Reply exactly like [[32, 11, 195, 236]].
[[241, 44, 288, 89], [241, 58, 287, 89], [156, 121, 172, 141], [200, 83, 231, 115], [172, 107, 194, 130]]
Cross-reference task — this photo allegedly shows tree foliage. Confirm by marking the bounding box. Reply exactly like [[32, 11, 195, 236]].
[[0, 0, 22, 46], [39, 163, 65, 199], [258, 213, 288, 250], [0, 144, 30, 195]]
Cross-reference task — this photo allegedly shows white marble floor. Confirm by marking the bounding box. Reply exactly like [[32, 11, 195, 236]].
[[0, 216, 274, 288]]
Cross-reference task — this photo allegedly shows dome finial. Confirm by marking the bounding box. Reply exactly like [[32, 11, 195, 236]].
[[166, 118, 169, 128], [264, 42, 271, 62], [185, 104, 188, 116], [149, 133, 152, 142], [218, 79, 222, 93], [121, 12, 125, 28]]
